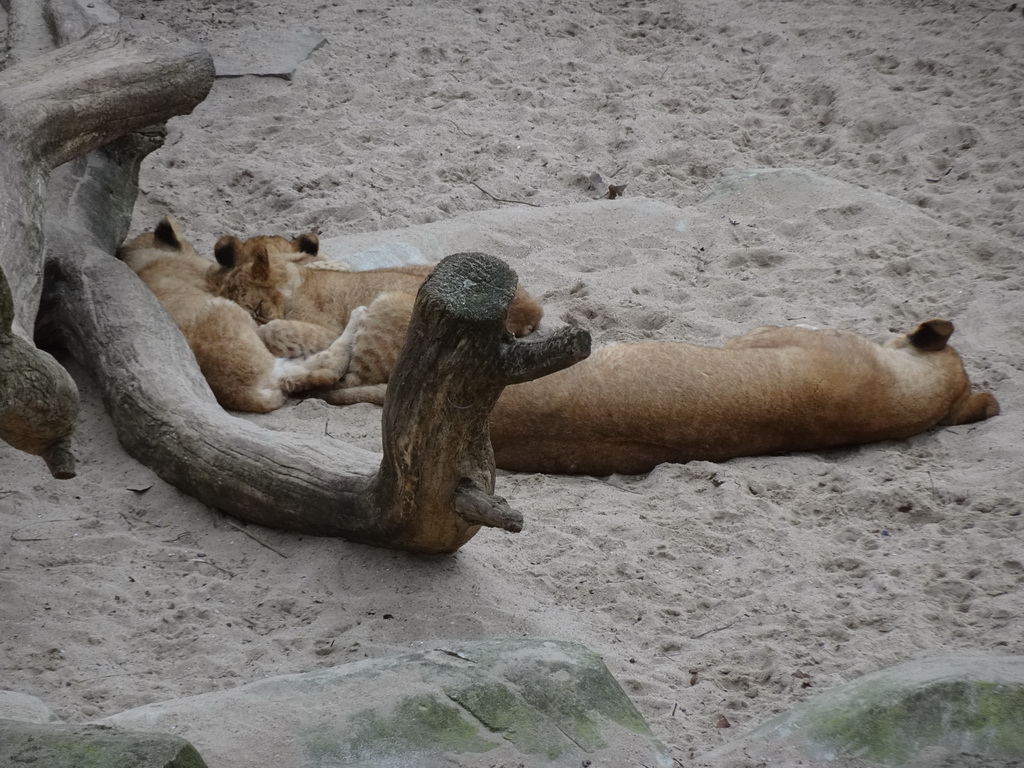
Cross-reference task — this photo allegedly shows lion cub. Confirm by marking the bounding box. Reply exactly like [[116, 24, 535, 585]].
[[117, 217, 364, 413], [488, 320, 1000, 475], [213, 235, 544, 405]]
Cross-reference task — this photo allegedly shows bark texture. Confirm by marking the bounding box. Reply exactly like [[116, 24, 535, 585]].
[[370, 253, 591, 552], [0, 264, 77, 477]]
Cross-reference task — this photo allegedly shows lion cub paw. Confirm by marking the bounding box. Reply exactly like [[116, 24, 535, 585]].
[[347, 306, 369, 328], [258, 319, 336, 357]]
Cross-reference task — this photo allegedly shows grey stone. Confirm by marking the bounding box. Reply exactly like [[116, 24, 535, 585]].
[[318, 195, 687, 268], [101, 639, 672, 768], [701, 655, 1024, 767], [318, 167, 935, 272], [0, 720, 207, 768], [0, 690, 61, 724]]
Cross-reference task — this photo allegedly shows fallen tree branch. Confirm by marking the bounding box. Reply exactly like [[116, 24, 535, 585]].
[[454, 484, 522, 532], [1, 17, 216, 337], [46, 217, 587, 551], [470, 181, 543, 208]]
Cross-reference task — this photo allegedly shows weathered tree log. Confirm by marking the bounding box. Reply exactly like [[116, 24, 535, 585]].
[[45, 189, 589, 551], [0, 1, 216, 476], [54, 237, 586, 552]]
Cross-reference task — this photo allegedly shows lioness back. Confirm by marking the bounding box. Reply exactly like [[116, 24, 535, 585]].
[[488, 320, 999, 475]]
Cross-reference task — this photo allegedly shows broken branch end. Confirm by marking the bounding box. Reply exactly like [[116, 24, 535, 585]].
[[454, 484, 524, 533]]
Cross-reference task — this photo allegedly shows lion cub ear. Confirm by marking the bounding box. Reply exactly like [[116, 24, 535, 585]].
[[295, 233, 319, 256], [908, 319, 954, 352], [214, 236, 242, 268], [154, 216, 184, 249]]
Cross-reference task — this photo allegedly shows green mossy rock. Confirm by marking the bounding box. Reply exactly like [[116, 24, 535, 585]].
[[702, 655, 1024, 767], [0, 720, 207, 768], [102, 639, 672, 767]]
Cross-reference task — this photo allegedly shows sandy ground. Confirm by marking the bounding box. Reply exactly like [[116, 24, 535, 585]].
[[2, 0, 1023, 764]]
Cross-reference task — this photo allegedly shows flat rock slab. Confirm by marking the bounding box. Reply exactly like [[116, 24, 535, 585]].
[[214, 28, 326, 80], [0, 720, 207, 768], [701, 654, 1024, 767], [101, 639, 672, 768], [318, 167, 947, 272]]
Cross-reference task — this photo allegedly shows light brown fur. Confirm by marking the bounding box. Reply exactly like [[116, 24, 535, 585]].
[[117, 217, 363, 413], [213, 237, 544, 404], [487, 320, 1000, 475]]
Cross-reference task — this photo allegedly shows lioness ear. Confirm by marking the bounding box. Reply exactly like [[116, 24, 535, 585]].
[[295, 233, 319, 256], [908, 319, 954, 351], [154, 216, 183, 249], [214, 236, 241, 268]]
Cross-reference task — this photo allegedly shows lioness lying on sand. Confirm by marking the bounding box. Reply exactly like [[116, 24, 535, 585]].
[[213, 235, 544, 405], [488, 319, 1000, 475], [117, 217, 364, 413]]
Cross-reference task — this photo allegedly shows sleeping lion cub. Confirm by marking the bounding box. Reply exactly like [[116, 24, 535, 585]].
[[213, 235, 544, 405], [117, 217, 364, 413], [488, 319, 1000, 475]]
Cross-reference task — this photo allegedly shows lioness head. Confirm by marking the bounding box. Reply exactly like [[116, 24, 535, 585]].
[[212, 232, 319, 323], [507, 284, 544, 337], [888, 318, 1001, 426]]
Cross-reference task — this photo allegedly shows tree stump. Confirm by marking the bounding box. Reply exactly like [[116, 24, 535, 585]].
[[371, 253, 591, 552]]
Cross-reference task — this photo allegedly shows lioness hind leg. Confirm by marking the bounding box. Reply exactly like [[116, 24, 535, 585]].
[[276, 307, 368, 394]]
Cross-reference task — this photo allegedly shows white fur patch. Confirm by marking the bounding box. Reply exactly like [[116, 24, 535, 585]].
[[122, 251, 165, 272], [205, 296, 240, 310], [279, 264, 303, 299], [305, 261, 353, 272], [271, 358, 306, 380]]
